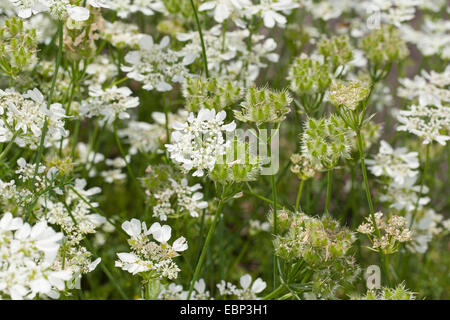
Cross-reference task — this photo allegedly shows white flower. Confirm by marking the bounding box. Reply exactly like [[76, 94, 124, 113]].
[[109, 0, 165, 19], [406, 208, 444, 253], [367, 140, 419, 185], [240, 274, 267, 294], [217, 274, 267, 299], [80, 85, 139, 124], [177, 25, 278, 84], [8, 0, 97, 21], [397, 104, 450, 145], [115, 252, 151, 275], [0, 213, 72, 300], [0, 88, 68, 149], [198, 0, 251, 23], [398, 66, 450, 108], [165, 109, 236, 177], [115, 219, 188, 280], [150, 178, 208, 221], [380, 176, 430, 213], [302, 0, 352, 21], [245, 0, 299, 29], [122, 35, 193, 92]]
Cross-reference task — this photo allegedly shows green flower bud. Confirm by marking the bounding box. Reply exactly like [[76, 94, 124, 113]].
[[234, 87, 292, 125], [359, 25, 408, 67], [183, 76, 243, 112], [318, 35, 353, 70], [329, 81, 370, 111], [288, 55, 331, 95], [301, 115, 352, 169]]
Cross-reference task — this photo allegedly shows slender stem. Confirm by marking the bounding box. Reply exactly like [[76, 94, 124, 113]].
[[187, 186, 227, 299], [409, 143, 430, 229], [357, 130, 391, 283], [325, 169, 333, 213], [244, 189, 274, 205], [32, 21, 63, 188], [382, 253, 391, 287], [271, 174, 278, 289], [350, 164, 359, 229], [295, 179, 304, 212], [356, 130, 380, 236], [189, 0, 209, 78]]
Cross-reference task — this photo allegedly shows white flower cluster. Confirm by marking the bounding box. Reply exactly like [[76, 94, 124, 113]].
[[115, 218, 188, 279], [0, 88, 67, 149], [302, 0, 353, 21], [109, 0, 165, 19], [406, 208, 445, 254], [80, 85, 139, 124], [360, 0, 421, 27], [178, 25, 278, 84], [43, 179, 104, 278], [0, 158, 62, 212], [158, 274, 267, 300], [367, 140, 419, 185], [357, 212, 412, 254], [400, 17, 450, 59], [199, 0, 298, 28], [397, 104, 450, 146], [101, 20, 143, 49], [8, 0, 108, 21], [122, 35, 195, 92], [217, 274, 267, 299], [367, 140, 448, 253], [151, 178, 208, 221], [165, 108, 236, 177], [159, 279, 211, 300], [368, 140, 429, 212], [396, 67, 450, 145], [0, 212, 72, 299]]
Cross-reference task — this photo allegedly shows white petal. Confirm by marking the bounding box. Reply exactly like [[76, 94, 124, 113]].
[[172, 236, 188, 252], [67, 6, 90, 21], [240, 274, 252, 290], [251, 278, 267, 293]]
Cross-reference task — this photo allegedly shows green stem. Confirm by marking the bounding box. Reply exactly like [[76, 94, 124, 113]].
[[383, 254, 391, 287], [295, 179, 304, 212], [187, 186, 228, 299], [31, 21, 63, 188], [325, 169, 333, 213], [271, 174, 278, 289], [244, 189, 274, 206], [356, 130, 380, 237], [189, 0, 209, 78]]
